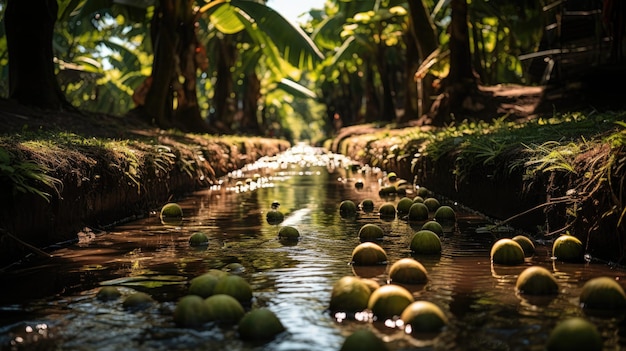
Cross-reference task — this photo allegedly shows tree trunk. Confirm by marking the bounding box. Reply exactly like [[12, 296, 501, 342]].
[[211, 35, 236, 133], [5, 0, 68, 110], [241, 71, 261, 134], [143, 1, 177, 129], [174, 4, 211, 133], [429, 0, 479, 126], [406, 0, 439, 120]]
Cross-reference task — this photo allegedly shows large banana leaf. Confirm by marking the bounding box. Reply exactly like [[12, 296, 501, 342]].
[[200, 0, 324, 70]]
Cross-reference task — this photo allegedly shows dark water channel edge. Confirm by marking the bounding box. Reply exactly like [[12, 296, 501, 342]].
[[1, 143, 626, 350]]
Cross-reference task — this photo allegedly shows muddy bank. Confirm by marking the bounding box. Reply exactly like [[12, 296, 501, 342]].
[[330, 123, 626, 263], [0, 103, 291, 267]]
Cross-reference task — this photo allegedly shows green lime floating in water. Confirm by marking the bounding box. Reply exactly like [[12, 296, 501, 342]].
[[490, 238, 525, 265], [238, 308, 285, 341]]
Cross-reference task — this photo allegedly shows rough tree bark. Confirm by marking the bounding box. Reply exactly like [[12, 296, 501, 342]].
[[5, 0, 70, 110]]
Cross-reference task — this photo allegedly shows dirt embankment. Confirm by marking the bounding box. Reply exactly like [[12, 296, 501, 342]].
[[0, 100, 291, 267]]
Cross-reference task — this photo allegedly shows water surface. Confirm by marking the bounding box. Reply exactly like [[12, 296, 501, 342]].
[[1, 144, 625, 350]]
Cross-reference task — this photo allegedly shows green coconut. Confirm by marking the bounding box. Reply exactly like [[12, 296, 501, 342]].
[[515, 266, 559, 295], [96, 286, 121, 301], [416, 187, 429, 198], [358, 224, 384, 242], [546, 317, 603, 351], [189, 232, 209, 247], [238, 308, 286, 341], [361, 278, 381, 293], [396, 197, 415, 215], [360, 199, 375, 212], [512, 235, 535, 257], [407, 203, 430, 222], [579, 276, 626, 311], [421, 221, 444, 236], [409, 230, 442, 255], [378, 186, 398, 197], [351, 242, 388, 266], [389, 258, 429, 284], [173, 295, 210, 327], [412, 196, 424, 203], [400, 300, 449, 334], [266, 210, 285, 225], [204, 294, 246, 324], [213, 275, 253, 304], [278, 226, 300, 241], [189, 272, 222, 298], [160, 202, 183, 225], [552, 235, 584, 262], [423, 198, 441, 212], [378, 202, 396, 220], [490, 238, 525, 265], [368, 284, 415, 320], [122, 292, 154, 311], [433, 205, 456, 222], [340, 329, 389, 351], [339, 200, 358, 218], [329, 276, 372, 312]]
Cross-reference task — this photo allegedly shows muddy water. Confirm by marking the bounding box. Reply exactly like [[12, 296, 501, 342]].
[[1, 144, 625, 351]]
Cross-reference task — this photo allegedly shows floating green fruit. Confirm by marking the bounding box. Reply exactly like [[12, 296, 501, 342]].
[[396, 197, 414, 215], [339, 200, 358, 218], [546, 317, 603, 351], [490, 238, 525, 265], [238, 308, 285, 341], [360, 199, 375, 212], [423, 197, 441, 212], [552, 235, 583, 262], [340, 329, 389, 351], [401, 300, 449, 334], [434, 205, 456, 222], [189, 272, 221, 298], [96, 286, 121, 301], [579, 276, 626, 311], [409, 230, 442, 255], [515, 266, 559, 295], [378, 202, 396, 220], [389, 258, 428, 284], [416, 187, 429, 197], [122, 292, 154, 311], [358, 223, 384, 242], [173, 295, 210, 327], [204, 294, 245, 324], [329, 276, 372, 313], [278, 226, 300, 241], [160, 202, 183, 225], [351, 242, 388, 266], [368, 284, 414, 320], [266, 210, 285, 225], [213, 274, 253, 304], [512, 235, 535, 257], [421, 221, 444, 236], [189, 232, 209, 247], [407, 203, 429, 222]]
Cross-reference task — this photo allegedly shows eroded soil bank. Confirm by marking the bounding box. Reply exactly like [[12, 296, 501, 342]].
[[329, 120, 626, 264], [0, 100, 290, 267]]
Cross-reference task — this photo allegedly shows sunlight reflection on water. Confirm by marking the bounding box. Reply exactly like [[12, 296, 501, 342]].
[[1, 143, 626, 350]]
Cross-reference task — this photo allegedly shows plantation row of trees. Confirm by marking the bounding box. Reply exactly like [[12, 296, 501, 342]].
[[0, 0, 561, 141]]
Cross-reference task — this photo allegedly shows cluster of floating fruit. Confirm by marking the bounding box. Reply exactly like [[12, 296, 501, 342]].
[[333, 172, 624, 350], [489, 233, 626, 350]]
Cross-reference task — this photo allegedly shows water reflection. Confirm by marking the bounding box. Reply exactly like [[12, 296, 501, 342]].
[[1, 143, 626, 350]]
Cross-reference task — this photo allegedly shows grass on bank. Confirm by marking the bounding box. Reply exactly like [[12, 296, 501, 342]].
[[0, 128, 290, 203], [331, 109, 625, 255]]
